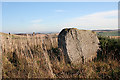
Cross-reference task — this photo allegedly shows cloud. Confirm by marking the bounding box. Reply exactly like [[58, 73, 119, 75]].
[[55, 9, 64, 12], [60, 10, 118, 30], [12, 10, 118, 33], [31, 19, 43, 23], [27, 23, 58, 32], [29, 24, 46, 32], [29, 19, 48, 32]]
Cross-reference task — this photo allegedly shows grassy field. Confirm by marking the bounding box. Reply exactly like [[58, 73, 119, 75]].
[[97, 31, 120, 36], [1, 32, 120, 79]]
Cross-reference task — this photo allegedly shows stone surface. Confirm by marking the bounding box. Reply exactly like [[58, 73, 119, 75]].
[[58, 28, 99, 64]]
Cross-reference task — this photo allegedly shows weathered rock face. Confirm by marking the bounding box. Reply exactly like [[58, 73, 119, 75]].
[[58, 28, 99, 65]]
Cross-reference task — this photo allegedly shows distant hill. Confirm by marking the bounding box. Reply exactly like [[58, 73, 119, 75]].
[[93, 29, 120, 32], [93, 29, 120, 36]]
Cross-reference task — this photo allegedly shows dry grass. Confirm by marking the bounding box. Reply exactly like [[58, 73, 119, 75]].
[[1, 33, 120, 79], [1, 33, 58, 78]]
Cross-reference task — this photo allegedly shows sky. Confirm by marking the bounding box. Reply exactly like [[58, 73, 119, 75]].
[[2, 2, 118, 33]]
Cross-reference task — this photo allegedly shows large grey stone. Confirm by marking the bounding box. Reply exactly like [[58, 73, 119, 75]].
[[58, 28, 99, 65]]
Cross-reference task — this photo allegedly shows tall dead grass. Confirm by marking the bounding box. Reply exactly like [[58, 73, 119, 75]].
[[1, 33, 58, 78], [1, 33, 120, 79]]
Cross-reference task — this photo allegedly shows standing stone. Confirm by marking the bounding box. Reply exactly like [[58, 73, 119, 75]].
[[58, 28, 99, 65]]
